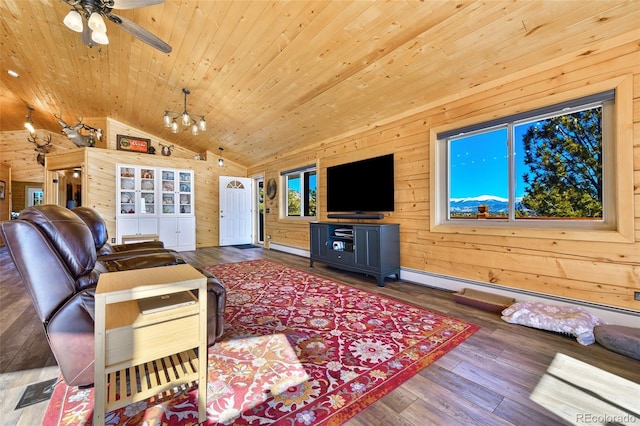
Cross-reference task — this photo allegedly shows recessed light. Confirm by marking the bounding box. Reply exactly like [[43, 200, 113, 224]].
[[8, 70, 19, 78]]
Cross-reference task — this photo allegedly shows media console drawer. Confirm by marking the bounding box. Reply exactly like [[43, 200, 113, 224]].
[[326, 249, 354, 264]]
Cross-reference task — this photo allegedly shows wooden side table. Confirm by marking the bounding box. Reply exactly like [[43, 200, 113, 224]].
[[94, 264, 207, 425]]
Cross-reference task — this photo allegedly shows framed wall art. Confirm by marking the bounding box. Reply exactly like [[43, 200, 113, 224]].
[[116, 135, 151, 153]]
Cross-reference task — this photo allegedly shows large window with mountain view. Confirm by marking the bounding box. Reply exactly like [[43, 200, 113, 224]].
[[440, 91, 614, 228]]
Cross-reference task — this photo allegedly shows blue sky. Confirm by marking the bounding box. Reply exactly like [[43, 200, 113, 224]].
[[286, 174, 317, 194], [449, 125, 531, 200]]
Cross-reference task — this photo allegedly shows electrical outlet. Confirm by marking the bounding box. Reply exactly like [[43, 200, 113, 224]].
[[634, 291, 640, 301], [111, 238, 116, 243]]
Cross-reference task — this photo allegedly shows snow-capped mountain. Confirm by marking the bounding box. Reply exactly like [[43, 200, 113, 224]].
[[449, 195, 510, 213]]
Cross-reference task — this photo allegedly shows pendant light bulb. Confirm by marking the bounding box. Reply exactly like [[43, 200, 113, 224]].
[[191, 123, 199, 136], [171, 120, 179, 133], [24, 106, 35, 134], [199, 117, 206, 131], [163, 111, 172, 127], [218, 147, 224, 167]]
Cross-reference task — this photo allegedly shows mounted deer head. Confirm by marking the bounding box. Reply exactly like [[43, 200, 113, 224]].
[[27, 133, 53, 166], [54, 112, 102, 147]]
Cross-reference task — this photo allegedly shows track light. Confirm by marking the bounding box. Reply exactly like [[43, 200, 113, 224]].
[[163, 88, 206, 136], [218, 147, 224, 167], [24, 106, 35, 134]]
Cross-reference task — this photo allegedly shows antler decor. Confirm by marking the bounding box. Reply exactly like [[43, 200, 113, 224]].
[[159, 142, 174, 156], [27, 133, 53, 166], [54, 112, 102, 147]]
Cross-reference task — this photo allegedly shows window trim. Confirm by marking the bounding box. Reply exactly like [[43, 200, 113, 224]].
[[430, 76, 634, 243]]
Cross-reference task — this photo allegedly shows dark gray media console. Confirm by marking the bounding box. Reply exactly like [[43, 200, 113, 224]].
[[309, 222, 400, 287]]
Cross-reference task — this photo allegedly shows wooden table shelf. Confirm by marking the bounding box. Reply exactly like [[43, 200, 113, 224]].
[[94, 264, 207, 425], [104, 349, 199, 412]]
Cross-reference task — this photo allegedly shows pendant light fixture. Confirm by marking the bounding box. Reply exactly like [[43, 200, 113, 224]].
[[24, 106, 36, 134], [163, 88, 206, 135], [218, 147, 224, 167]]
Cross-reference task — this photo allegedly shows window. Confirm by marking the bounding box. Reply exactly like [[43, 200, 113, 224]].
[[437, 90, 615, 230], [282, 165, 317, 217]]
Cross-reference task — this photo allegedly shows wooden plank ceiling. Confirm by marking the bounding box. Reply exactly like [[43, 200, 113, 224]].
[[1, 0, 639, 167]]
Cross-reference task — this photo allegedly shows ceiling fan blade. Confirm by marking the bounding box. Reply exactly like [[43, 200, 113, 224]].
[[111, 0, 164, 10], [108, 13, 172, 53]]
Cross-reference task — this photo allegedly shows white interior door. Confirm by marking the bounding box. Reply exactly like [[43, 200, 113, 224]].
[[219, 176, 253, 246]]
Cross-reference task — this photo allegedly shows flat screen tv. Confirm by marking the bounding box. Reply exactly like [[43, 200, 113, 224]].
[[326, 153, 394, 213]]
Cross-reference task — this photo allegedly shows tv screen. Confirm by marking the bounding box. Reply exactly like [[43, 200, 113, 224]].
[[326, 154, 394, 213]]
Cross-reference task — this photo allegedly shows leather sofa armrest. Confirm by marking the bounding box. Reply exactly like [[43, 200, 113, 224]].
[[195, 267, 226, 343], [111, 241, 165, 252], [97, 249, 184, 263], [97, 252, 184, 273]]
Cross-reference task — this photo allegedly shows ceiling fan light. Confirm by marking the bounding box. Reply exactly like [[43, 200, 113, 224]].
[[163, 111, 172, 127], [88, 12, 107, 33], [199, 117, 206, 131], [171, 120, 179, 133], [91, 29, 109, 45], [63, 10, 84, 32]]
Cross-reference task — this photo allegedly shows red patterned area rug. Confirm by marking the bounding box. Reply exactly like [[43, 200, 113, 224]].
[[43, 259, 478, 425]]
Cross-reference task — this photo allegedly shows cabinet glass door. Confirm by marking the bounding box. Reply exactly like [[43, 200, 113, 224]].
[[161, 170, 176, 214], [118, 166, 137, 215], [140, 168, 156, 214], [178, 172, 192, 214]]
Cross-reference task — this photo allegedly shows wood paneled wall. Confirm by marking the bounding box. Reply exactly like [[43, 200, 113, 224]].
[[0, 130, 75, 182], [249, 41, 640, 312]]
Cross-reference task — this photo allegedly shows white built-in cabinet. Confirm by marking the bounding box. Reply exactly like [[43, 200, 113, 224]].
[[116, 164, 195, 251]]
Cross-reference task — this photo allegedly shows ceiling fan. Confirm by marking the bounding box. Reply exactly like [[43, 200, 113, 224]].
[[59, 0, 172, 53]]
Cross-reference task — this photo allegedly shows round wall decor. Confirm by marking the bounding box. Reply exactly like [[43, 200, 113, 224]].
[[266, 178, 277, 199]]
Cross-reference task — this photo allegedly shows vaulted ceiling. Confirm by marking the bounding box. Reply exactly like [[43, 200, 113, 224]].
[[1, 0, 639, 167]]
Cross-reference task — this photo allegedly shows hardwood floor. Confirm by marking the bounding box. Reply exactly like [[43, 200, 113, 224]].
[[1, 246, 638, 425]]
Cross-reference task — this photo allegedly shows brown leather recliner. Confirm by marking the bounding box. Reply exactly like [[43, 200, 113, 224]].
[[72, 206, 226, 344], [0, 205, 225, 387], [72, 206, 166, 256]]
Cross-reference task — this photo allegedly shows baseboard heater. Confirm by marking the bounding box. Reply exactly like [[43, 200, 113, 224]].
[[268, 243, 639, 327], [401, 267, 639, 327]]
